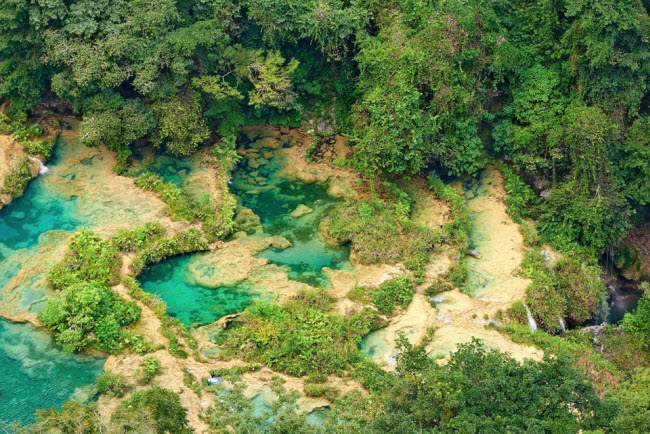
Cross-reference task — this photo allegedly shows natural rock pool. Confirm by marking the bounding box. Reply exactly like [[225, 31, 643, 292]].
[[138, 128, 351, 327]]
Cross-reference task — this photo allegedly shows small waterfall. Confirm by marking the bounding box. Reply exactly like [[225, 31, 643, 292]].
[[524, 304, 537, 332], [558, 317, 566, 333], [28, 156, 49, 175]]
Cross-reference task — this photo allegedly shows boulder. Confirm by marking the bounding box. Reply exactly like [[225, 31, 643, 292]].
[[290, 204, 314, 219]]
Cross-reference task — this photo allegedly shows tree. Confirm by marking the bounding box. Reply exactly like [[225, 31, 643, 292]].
[[152, 93, 210, 156]]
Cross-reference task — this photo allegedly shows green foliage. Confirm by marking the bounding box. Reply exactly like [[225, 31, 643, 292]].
[[428, 174, 471, 248], [247, 51, 299, 110], [332, 338, 607, 432], [110, 387, 191, 434], [112, 222, 167, 253], [1, 156, 32, 200], [499, 164, 539, 223], [131, 228, 208, 275], [224, 290, 381, 376], [47, 229, 121, 290], [138, 355, 160, 385], [152, 93, 210, 156], [622, 282, 650, 355], [506, 300, 528, 326], [79, 96, 156, 162], [607, 368, 650, 433], [201, 379, 316, 433], [22, 139, 55, 159], [326, 184, 440, 273], [40, 282, 141, 353], [522, 250, 605, 333], [133, 172, 234, 242], [97, 371, 130, 398], [371, 276, 414, 316], [32, 400, 103, 433], [303, 383, 339, 401]]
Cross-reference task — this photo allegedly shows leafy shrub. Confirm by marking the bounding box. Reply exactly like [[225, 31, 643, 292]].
[[33, 400, 103, 433], [224, 290, 382, 376], [112, 222, 167, 252], [47, 229, 122, 290], [506, 300, 528, 325], [133, 172, 235, 242], [428, 174, 471, 248], [138, 356, 160, 385], [522, 251, 606, 333], [447, 258, 469, 290], [304, 384, 340, 401], [622, 282, 650, 354], [40, 282, 141, 353], [326, 184, 440, 272], [499, 164, 539, 223], [425, 280, 454, 297], [23, 138, 56, 159], [371, 276, 414, 316], [110, 387, 191, 433], [97, 371, 130, 397], [1, 157, 32, 199], [130, 228, 208, 275]]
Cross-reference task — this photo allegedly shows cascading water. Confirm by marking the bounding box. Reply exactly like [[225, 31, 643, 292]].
[[27, 156, 49, 175], [558, 317, 566, 333], [524, 304, 538, 332]]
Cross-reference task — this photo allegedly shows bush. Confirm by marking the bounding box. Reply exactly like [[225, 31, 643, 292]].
[[326, 183, 440, 272], [522, 251, 606, 333], [110, 387, 191, 434], [304, 384, 340, 401], [224, 290, 382, 376], [130, 228, 208, 275], [23, 138, 56, 159], [133, 172, 235, 242], [47, 229, 122, 290], [40, 282, 141, 353], [506, 300, 528, 325], [97, 371, 131, 397], [372, 276, 414, 316], [112, 222, 167, 252], [138, 356, 160, 385], [1, 157, 32, 199], [428, 174, 471, 248]]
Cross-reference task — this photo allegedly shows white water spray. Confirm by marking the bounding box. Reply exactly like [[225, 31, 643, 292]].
[[524, 304, 537, 332], [558, 317, 566, 333], [28, 156, 49, 175]]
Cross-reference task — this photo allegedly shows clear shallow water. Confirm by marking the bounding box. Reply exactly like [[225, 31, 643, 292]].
[[0, 135, 123, 424], [0, 318, 105, 424], [231, 135, 350, 286], [139, 130, 351, 327], [129, 147, 193, 187], [139, 255, 261, 327]]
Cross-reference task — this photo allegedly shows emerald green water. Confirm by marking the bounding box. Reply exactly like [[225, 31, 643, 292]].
[[138, 129, 350, 327], [231, 135, 350, 287], [139, 255, 261, 327], [0, 160, 105, 424], [0, 318, 105, 424]]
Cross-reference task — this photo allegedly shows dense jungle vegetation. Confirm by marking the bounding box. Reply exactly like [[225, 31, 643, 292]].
[[2, 0, 650, 432]]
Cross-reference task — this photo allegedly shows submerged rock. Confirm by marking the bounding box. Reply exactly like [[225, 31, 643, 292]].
[[290, 204, 314, 219]]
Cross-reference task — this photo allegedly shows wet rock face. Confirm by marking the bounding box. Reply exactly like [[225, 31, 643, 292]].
[[616, 224, 650, 282]]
